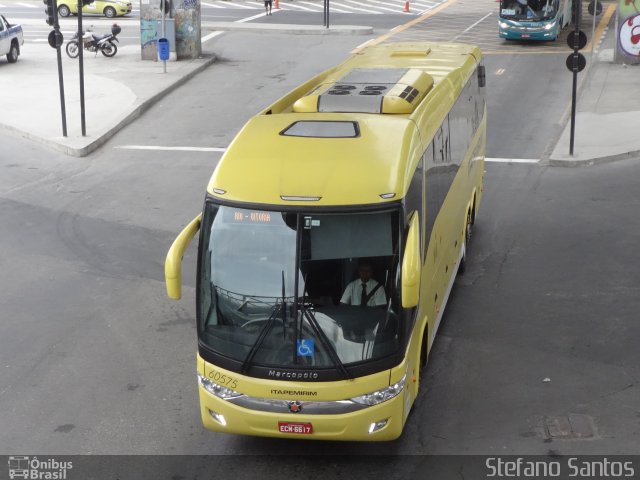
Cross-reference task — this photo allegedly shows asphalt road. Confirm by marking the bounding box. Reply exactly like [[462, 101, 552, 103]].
[[1, 0, 639, 473]]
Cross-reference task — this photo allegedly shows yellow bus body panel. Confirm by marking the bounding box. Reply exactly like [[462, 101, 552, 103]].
[[207, 42, 483, 206]]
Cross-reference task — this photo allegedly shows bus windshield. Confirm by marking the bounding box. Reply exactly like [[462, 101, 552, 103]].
[[198, 204, 401, 370], [500, 0, 557, 20]]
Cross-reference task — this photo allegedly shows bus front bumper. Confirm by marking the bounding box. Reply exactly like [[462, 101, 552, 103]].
[[198, 384, 407, 441], [499, 26, 558, 41]]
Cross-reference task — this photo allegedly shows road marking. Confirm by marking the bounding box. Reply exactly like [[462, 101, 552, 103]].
[[585, 3, 615, 53], [115, 145, 227, 152], [300, 0, 349, 12], [202, 1, 226, 7], [236, 10, 267, 21], [495, 68, 505, 75], [202, 30, 224, 42], [330, 1, 381, 13], [281, 1, 318, 11], [485, 158, 539, 164], [451, 11, 492, 41], [341, 0, 401, 13], [17, 2, 36, 7], [352, 0, 458, 52]]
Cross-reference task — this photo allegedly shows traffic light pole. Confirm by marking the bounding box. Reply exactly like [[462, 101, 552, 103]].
[[77, 0, 87, 136], [569, 0, 581, 156], [55, 24, 67, 137], [45, 0, 67, 136]]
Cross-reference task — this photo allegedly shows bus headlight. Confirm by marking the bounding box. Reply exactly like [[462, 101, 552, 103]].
[[544, 21, 556, 30], [198, 374, 243, 400], [499, 21, 509, 29], [350, 374, 406, 406]]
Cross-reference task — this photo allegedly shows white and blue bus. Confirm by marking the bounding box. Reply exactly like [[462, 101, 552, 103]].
[[499, 0, 572, 41]]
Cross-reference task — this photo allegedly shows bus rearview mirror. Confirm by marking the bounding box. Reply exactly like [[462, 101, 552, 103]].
[[401, 213, 421, 308], [165, 214, 202, 300]]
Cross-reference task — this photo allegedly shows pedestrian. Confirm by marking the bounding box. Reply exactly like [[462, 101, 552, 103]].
[[264, 0, 272, 15]]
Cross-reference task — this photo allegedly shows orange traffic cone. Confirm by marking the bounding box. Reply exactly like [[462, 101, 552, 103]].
[[404, 0, 410, 12], [274, 0, 279, 9]]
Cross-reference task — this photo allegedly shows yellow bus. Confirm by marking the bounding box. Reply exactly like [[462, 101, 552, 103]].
[[165, 42, 486, 441]]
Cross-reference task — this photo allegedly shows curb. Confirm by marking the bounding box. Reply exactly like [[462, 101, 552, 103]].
[[202, 22, 373, 35], [548, 149, 640, 167]]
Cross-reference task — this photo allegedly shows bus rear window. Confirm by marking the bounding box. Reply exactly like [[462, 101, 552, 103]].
[[281, 121, 360, 138]]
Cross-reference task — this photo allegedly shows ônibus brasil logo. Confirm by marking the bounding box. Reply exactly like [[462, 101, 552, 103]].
[[7, 456, 72, 479]]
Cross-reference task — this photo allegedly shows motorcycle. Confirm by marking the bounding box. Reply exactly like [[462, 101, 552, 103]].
[[66, 23, 121, 58]]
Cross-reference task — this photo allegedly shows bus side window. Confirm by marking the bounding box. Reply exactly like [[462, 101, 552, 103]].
[[407, 154, 424, 259], [422, 142, 436, 264]]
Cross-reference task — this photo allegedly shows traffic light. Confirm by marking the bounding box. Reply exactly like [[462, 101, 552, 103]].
[[43, 0, 55, 26]]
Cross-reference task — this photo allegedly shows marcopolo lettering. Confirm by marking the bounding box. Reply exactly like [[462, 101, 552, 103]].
[[267, 370, 319, 380]]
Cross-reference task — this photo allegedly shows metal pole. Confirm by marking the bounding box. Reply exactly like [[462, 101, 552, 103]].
[[326, 0, 329, 28], [323, 0, 327, 26], [78, 0, 86, 136], [569, 0, 580, 156], [53, 0, 67, 136], [56, 42, 68, 137], [590, 1, 597, 63], [162, 0, 166, 73]]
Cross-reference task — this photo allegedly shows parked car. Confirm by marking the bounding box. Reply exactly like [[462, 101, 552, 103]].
[[57, 0, 132, 18], [0, 14, 23, 63]]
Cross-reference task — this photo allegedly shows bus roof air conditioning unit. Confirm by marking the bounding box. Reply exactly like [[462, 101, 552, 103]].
[[293, 68, 434, 115]]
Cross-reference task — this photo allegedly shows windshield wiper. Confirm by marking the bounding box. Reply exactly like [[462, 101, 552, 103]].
[[240, 272, 286, 374]]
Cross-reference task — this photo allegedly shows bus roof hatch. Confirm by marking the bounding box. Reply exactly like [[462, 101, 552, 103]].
[[293, 68, 434, 115]]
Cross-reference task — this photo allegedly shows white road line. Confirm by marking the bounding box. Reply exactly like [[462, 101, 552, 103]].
[[366, 0, 408, 10], [202, 1, 226, 7], [485, 158, 540, 164], [236, 10, 267, 21], [451, 11, 493, 41], [300, 0, 349, 12], [202, 30, 224, 42], [342, 0, 400, 13], [115, 145, 227, 152], [280, 2, 318, 11], [17, 2, 37, 7], [496, 68, 506, 75], [330, 1, 381, 13], [221, 1, 255, 8]]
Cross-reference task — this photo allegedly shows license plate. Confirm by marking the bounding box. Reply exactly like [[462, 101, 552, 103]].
[[278, 422, 313, 435], [521, 34, 530, 38]]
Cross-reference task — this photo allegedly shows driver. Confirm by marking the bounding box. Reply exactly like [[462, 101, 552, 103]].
[[340, 262, 386, 308]]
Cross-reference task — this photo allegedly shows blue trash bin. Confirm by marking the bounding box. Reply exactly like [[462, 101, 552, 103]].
[[158, 38, 170, 61]]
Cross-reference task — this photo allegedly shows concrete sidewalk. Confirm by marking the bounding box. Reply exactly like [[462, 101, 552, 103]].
[[0, 42, 215, 157], [549, 23, 640, 165]]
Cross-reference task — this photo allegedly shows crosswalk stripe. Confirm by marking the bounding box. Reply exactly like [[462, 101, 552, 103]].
[[330, 0, 381, 13], [300, 0, 350, 12], [280, 2, 318, 11], [17, 2, 36, 7], [341, 0, 401, 13], [202, 1, 226, 7]]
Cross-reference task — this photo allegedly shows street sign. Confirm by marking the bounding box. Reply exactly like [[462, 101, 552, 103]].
[[47, 29, 63, 48], [566, 52, 586, 72], [587, 0, 602, 16], [567, 30, 587, 50]]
